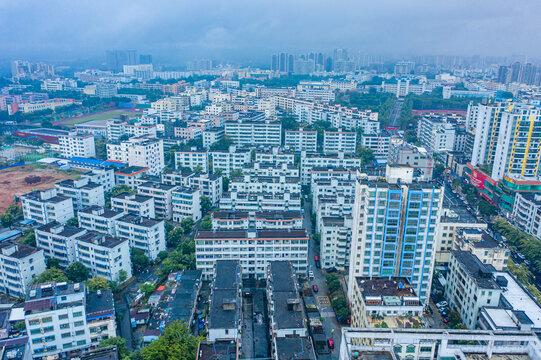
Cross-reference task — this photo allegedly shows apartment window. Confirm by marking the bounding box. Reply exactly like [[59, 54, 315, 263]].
[[74, 321, 84, 327], [62, 332, 71, 339], [73, 311, 83, 317]]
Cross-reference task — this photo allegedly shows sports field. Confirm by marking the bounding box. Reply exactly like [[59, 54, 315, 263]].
[[53, 109, 135, 127]]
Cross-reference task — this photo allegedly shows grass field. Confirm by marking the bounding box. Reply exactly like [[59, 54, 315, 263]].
[[54, 110, 135, 127]]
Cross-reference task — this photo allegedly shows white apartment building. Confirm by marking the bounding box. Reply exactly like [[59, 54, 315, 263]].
[[78, 206, 124, 236], [388, 142, 434, 181], [284, 129, 317, 152], [80, 169, 115, 192], [349, 178, 443, 303], [211, 148, 251, 177], [174, 150, 208, 172], [137, 182, 177, 220], [330, 113, 380, 133], [323, 130, 357, 154], [55, 178, 105, 211], [225, 120, 281, 146], [0, 241, 45, 298], [300, 153, 361, 185], [211, 210, 303, 230], [107, 137, 164, 176], [361, 132, 391, 160], [85, 290, 117, 346], [106, 119, 157, 141], [512, 192, 541, 239], [162, 171, 223, 206], [58, 132, 96, 159], [220, 191, 302, 212], [445, 251, 503, 329], [202, 128, 225, 149], [21, 189, 74, 225], [381, 79, 427, 97], [417, 116, 456, 152], [35, 222, 87, 267], [114, 214, 166, 260], [111, 193, 155, 218], [195, 229, 309, 279], [171, 187, 201, 222], [254, 148, 295, 165], [228, 175, 301, 195], [75, 232, 132, 282], [320, 216, 353, 271], [454, 228, 509, 271], [114, 166, 149, 189], [242, 162, 300, 179], [24, 282, 92, 358]]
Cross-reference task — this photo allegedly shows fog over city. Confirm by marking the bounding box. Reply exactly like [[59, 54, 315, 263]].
[[1, 0, 541, 64]]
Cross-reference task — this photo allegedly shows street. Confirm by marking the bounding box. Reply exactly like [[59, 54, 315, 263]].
[[304, 199, 342, 359]]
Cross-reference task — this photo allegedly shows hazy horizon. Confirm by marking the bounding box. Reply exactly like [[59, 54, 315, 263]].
[[1, 0, 541, 66]]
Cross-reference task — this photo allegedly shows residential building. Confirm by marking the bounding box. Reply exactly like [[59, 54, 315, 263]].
[[381, 79, 427, 97], [111, 193, 155, 218], [225, 120, 281, 146], [202, 128, 225, 149], [85, 290, 117, 346], [75, 232, 131, 282], [0, 242, 45, 297], [114, 166, 149, 189], [174, 150, 208, 173], [35, 222, 86, 267], [512, 192, 541, 239], [284, 129, 317, 152], [195, 229, 309, 279], [320, 217, 353, 271], [454, 228, 509, 271], [107, 137, 164, 176], [21, 189, 74, 225], [349, 177, 444, 303], [106, 119, 157, 141], [114, 214, 166, 260], [388, 142, 434, 181], [300, 153, 361, 185], [188, 173, 223, 206], [80, 169, 115, 192], [55, 178, 105, 211], [207, 261, 242, 342], [78, 206, 124, 236], [137, 182, 177, 220], [266, 261, 315, 360], [254, 147, 295, 165], [219, 191, 301, 212], [445, 251, 503, 329], [58, 132, 96, 158], [323, 129, 356, 154], [24, 282, 91, 358], [210, 147, 251, 177], [171, 187, 201, 222], [416, 116, 456, 152], [211, 210, 303, 230], [361, 132, 391, 160], [349, 277, 423, 328]]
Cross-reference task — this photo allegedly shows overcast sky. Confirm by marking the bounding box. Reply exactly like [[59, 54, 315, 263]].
[[1, 0, 540, 65]]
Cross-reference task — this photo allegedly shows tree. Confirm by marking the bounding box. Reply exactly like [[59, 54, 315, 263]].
[[210, 136, 233, 151], [141, 321, 203, 360], [478, 200, 498, 217], [66, 261, 90, 282], [0, 212, 14, 227], [193, 165, 203, 174], [140, 283, 156, 298], [200, 216, 212, 230], [356, 146, 376, 167], [180, 217, 195, 234], [200, 196, 212, 215], [280, 116, 298, 130], [448, 311, 463, 329], [157, 251, 169, 262], [19, 229, 36, 247], [98, 337, 130, 360], [66, 217, 79, 227], [230, 169, 243, 178], [86, 276, 111, 292], [33, 268, 68, 284], [111, 185, 136, 197], [131, 248, 150, 274], [222, 177, 230, 192], [118, 134, 131, 142], [46, 258, 60, 269], [117, 270, 128, 283], [433, 163, 446, 179]]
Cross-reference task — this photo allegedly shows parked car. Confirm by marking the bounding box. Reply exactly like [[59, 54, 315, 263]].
[[436, 301, 448, 308], [326, 267, 337, 273], [315, 260, 321, 269], [327, 338, 334, 349], [314, 255, 319, 261], [309, 271, 314, 279], [312, 285, 319, 293]]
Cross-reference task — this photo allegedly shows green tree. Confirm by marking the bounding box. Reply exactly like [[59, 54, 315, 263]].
[[131, 248, 150, 274], [193, 165, 203, 174], [86, 276, 111, 292], [33, 268, 68, 284], [200, 196, 212, 215], [200, 216, 212, 230], [19, 229, 36, 247], [280, 116, 298, 130], [448, 311, 463, 329], [222, 177, 230, 192], [66, 217, 79, 227], [140, 283, 156, 298], [118, 134, 131, 142], [210, 136, 233, 151], [356, 146, 376, 167], [433, 163, 446, 179], [478, 200, 498, 217], [46, 258, 60, 269], [1, 212, 15, 227], [230, 169, 243, 178], [66, 261, 90, 282], [141, 321, 203, 360], [166, 227, 184, 248], [98, 337, 130, 360], [117, 270, 128, 283], [180, 217, 195, 234]]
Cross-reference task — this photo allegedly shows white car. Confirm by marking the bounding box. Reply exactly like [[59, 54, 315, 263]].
[[436, 301, 448, 309], [308, 271, 314, 279]]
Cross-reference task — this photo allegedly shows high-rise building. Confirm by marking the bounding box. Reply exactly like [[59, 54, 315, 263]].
[[106, 50, 139, 72], [271, 54, 278, 71], [348, 174, 443, 303], [139, 54, 152, 64]]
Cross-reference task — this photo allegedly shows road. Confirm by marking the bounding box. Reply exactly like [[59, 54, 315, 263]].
[[304, 199, 342, 359], [388, 98, 404, 128]]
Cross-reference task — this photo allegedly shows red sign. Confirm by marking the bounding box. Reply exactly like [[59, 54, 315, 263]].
[[470, 169, 487, 190]]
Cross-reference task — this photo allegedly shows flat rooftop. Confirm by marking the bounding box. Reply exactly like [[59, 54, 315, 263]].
[[452, 251, 499, 290], [76, 232, 127, 249], [112, 192, 153, 203], [197, 341, 237, 360], [274, 337, 316, 360], [196, 229, 308, 240], [355, 277, 419, 298]]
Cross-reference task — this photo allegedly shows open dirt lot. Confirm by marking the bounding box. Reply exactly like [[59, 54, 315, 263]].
[[0, 165, 81, 212]]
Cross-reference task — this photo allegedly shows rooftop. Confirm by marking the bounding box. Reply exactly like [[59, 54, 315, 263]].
[[76, 232, 127, 249], [117, 214, 161, 228], [112, 192, 153, 203], [37, 221, 85, 238], [79, 206, 123, 219], [0, 241, 40, 259], [274, 337, 316, 360], [139, 181, 178, 191], [451, 251, 500, 290], [114, 166, 149, 176], [196, 229, 308, 240], [86, 290, 114, 318], [197, 341, 237, 360]]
